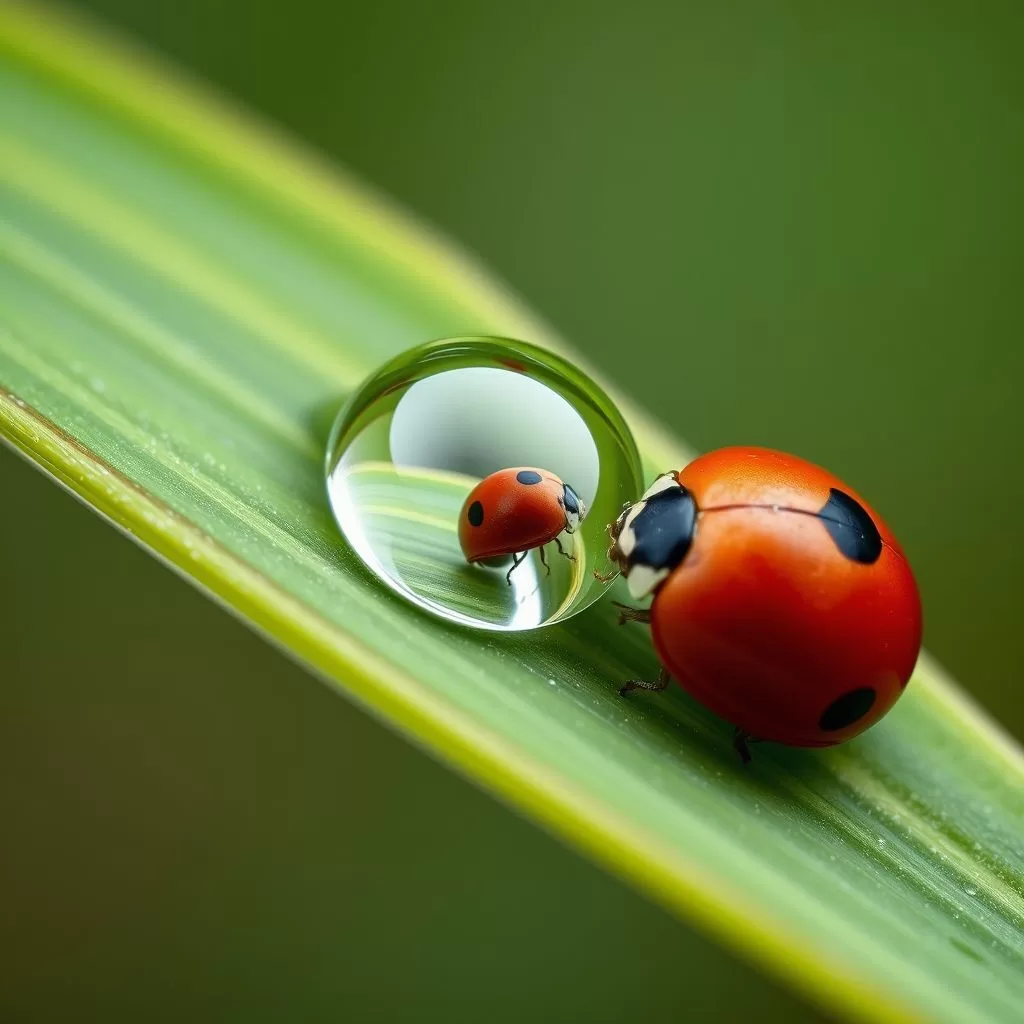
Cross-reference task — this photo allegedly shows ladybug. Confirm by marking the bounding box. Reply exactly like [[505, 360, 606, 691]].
[[459, 467, 586, 583], [601, 447, 922, 761]]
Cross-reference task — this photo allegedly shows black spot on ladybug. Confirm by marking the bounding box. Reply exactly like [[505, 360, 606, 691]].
[[819, 687, 876, 731], [631, 487, 697, 572], [516, 470, 543, 485], [562, 484, 580, 515], [467, 500, 484, 527], [818, 489, 882, 564]]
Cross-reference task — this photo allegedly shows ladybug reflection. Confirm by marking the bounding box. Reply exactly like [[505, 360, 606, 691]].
[[602, 447, 922, 760], [459, 468, 587, 583]]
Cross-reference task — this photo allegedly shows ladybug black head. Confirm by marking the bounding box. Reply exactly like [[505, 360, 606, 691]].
[[608, 475, 698, 599], [561, 482, 586, 533]]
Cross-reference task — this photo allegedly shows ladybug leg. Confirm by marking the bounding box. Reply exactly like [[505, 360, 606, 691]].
[[612, 602, 651, 626], [554, 536, 576, 562], [505, 552, 526, 585], [619, 666, 669, 696], [539, 545, 551, 575], [732, 729, 762, 765]]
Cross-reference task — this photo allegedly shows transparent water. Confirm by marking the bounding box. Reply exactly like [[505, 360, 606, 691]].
[[325, 337, 643, 630]]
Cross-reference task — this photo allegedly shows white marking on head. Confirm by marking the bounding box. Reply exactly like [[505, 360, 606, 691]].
[[617, 475, 678, 557], [615, 472, 688, 597], [561, 485, 586, 534], [616, 500, 646, 557], [641, 472, 680, 501], [625, 563, 670, 599], [564, 504, 582, 533]]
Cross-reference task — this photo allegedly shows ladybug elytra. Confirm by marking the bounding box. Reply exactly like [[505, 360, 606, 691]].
[[603, 447, 922, 761]]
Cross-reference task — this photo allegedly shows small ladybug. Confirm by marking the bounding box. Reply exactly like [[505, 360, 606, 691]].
[[601, 447, 922, 761], [459, 467, 586, 583]]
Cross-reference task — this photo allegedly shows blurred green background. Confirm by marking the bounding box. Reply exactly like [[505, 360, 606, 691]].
[[3, 1, 1022, 1019]]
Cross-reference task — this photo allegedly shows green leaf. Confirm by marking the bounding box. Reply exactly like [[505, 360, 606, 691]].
[[1, 6, 1021, 1022]]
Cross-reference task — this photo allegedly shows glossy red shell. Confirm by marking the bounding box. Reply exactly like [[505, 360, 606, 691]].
[[649, 447, 922, 747], [459, 467, 568, 562]]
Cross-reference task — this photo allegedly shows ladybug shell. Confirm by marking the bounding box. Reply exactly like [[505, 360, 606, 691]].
[[651, 447, 922, 747], [459, 467, 570, 562]]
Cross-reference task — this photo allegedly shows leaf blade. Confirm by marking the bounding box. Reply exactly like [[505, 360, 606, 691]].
[[1, 6, 1022, 1023]]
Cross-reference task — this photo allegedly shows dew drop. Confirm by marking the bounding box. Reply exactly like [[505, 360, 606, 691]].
[[325, 337, 642, 630], [325, 337, 638, 622]]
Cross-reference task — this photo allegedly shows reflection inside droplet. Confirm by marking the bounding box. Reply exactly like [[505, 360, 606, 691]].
[[325, 337, 642, 631]]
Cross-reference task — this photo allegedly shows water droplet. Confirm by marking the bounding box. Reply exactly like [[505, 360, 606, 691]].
[[965, 886, 977, 896], [325, 338, 643, 630]]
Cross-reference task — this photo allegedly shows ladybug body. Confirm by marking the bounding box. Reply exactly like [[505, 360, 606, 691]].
[[606, 447, 922, 754], [460, 467, 586, 582]]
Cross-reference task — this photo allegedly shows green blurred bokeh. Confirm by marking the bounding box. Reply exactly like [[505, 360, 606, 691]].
[[4, 1, 1023, 1019]]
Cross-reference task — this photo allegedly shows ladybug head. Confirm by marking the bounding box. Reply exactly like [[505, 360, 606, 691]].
[[607, 472, 698, 599], [561, 483, 587, 534]]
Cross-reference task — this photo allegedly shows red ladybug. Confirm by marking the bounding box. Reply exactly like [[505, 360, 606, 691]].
[[459, 467, 586, 583], [602, 447, 922, 760]]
